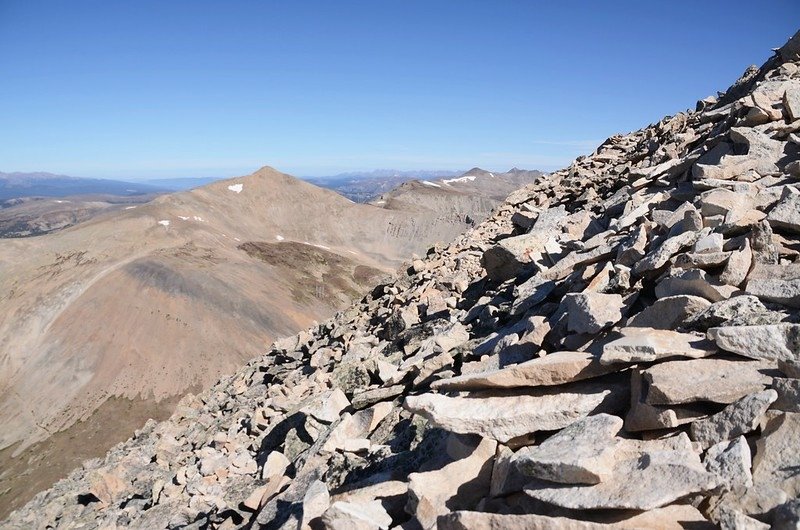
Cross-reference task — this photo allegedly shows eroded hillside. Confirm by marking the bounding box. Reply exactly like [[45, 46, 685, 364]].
[[5, 30, 800, 530], [0, 167, 538, 517]]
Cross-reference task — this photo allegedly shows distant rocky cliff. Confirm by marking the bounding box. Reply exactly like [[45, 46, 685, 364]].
[[5, 30, 800, 530]]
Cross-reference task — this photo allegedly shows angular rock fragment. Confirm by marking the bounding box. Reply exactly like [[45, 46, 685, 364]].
[[773, 378, 800, 412], [404, 379, 626, 443], [720, 239, 753, 287], [704, 436, 754, 492], [321, 500, 392, 530], [432, 350, 619, 391], [625, 368, 709, 432], [689, 390, 777, 448], [515, 414, 622, 484], [407, 435, 496, 530], [746, 278, 800, 308], [525, 434, 719, 510], [753, 412, 800, 498], [643, 358, 772, 405], [708, 324, 800, 361], [562, 292, 624, 334], [768, 192, 800, 233], [601, 327, 717, 364], [628, 295, 711, 329], [438, 506, 713, 530], [481, 233, 546, 281], [655, 269, 737, 302]]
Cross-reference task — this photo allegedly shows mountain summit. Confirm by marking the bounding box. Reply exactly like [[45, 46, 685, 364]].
[[5, 29, 800, 530]]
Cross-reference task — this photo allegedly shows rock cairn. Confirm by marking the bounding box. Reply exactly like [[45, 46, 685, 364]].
[[5, 30, 800, 530]]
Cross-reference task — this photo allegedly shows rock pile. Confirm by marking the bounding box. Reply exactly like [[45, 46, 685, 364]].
[[5, 30, 800, 530]]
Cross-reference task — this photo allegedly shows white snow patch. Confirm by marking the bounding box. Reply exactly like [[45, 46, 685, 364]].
[[489, 172, 495, 178], [234, 237, 240, 242], [125, 206, 137, 210], [227, 183, 244, 193], [193, 216, 205, 222], [312, 243, 331, 250], [178, 216, 190, 221], [276, 235, 285, 241], [53, 200, 67, 204], [374, 200, 386, 205], [442, 176, 477, 185], [422, 180, 441, 188], [158, 220, 170, 227]]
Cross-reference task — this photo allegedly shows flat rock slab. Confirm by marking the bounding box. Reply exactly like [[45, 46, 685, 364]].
[[708, 324, 800, 361], [643, 358, 772, 405], [746, 278, 800, 308], [689, 390, 777, 448], [407, 434, 496, 530], [431, 351, 621, 391], [753, 412, 800, 498], [625, 368, 710, 432], [601, 328, 717, 364], [515, 414, 623, 484], [525, 435, 719, 510], [768, 193, 800, 233], [563, 292, 624, 334], [404, 379, 627, 443], [628, 295, 711, 330], [438, 505, 713, 530]]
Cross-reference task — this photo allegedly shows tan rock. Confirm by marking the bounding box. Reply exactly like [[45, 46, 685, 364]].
[[601, 327, 717, 364], [643, 358, 772, 405], [525, 433, 719, 510], [407, 435, 496, 530], [300, 480, 330, 530], [515, 414, 622, 484], [563, 292, 624, 334], [302, 388, 350, 423], [704, 436, 753, 492], [708, 324, 800, 361], [321, 500, 392, 530], [404, 379, 626, 443], [720, 239, 753, 287], [625, 368, 709, 432], [753, 412, 800, 498], [627, 295, 711, 329], [690, 390, 777, 448], [438, 505, 713, 530], [432, 351, 620, 391]]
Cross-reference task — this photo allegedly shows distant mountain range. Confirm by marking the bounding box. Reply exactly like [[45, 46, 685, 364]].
[[0, 165, 541, 516], [0, 172, 168, 201]]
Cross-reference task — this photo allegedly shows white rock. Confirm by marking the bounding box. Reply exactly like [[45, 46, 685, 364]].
[[708, 324, 800, 361], [404, 380, 625, 443], [515, 414, 623, 484], [643, 358, 772, 405], [563, 292, 624, 334], [690, 390, 777, 448], [601, 327, 717, 364]]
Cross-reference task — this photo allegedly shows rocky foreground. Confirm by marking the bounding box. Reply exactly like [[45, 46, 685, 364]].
[[6, 31, 800, 530]]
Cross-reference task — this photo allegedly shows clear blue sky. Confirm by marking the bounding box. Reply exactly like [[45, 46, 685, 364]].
[[0, 1, 797, 179]]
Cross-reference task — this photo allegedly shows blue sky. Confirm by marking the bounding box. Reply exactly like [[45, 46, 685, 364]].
[[0, 1, 797, 179]]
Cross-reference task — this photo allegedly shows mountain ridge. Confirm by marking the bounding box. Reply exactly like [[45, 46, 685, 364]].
[[5, 29, 799, 529]]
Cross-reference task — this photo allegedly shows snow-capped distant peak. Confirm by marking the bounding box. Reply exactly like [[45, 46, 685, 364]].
[[442, 175, 477, 185]]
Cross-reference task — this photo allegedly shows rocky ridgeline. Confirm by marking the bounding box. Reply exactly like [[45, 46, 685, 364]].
[[6, 31, 800, 530]]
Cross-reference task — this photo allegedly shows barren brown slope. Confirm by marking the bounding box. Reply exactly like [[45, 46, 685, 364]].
[[0, 165, 534, 515]]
